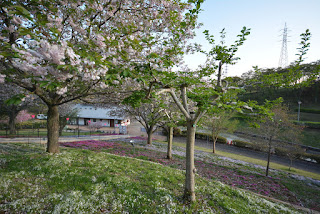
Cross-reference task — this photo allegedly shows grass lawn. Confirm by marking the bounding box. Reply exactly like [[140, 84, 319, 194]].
[[302, 128, 320, 148], [1, 141, 319, 213]]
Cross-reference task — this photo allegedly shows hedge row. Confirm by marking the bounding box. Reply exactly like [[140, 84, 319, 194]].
[[233, 139, 253, 148], [295, 108, 320, 114], [294, 121, 320, 129], [232, 140, 320, 164], [195, 132, 227, 144], [181, 131, 227, 144], [304, 153, 320, 164], [275, 147, 320, 164], [0, 120, 47, 129], [233, 139, 269, 152]]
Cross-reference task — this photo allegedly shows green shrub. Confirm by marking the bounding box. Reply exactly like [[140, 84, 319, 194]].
[[301, 153, 320, 164], [16, 120, 47, 129], [274, 147, 318, 163], [274, 147, 287, 156], [193, 132, 227, 144], [195, 132, 210, 140], [173, 127, 182, 136], [0, 122, 7, 130], [233, 140, 252, 148], [216, 136, 227, 144]]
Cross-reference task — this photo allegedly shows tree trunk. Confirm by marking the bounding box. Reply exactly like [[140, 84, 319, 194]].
[[265, 137, 272, 176], [146, 128, 153, 145], [59, 117, 67, 136], [167, 126, 173, 159], [47, 105, 60, 153], [8, 111, 17, 134], [289, 158, 293, 171], [184, 120, 196, 202], [212, 133, 218, 153]]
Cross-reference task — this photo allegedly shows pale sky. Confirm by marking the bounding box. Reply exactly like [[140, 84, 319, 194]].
[[184, 0, 320, 77]]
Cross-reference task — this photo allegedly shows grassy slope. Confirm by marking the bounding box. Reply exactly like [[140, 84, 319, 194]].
[[158, 141, 320, 180], [0, 144, 303, 213]]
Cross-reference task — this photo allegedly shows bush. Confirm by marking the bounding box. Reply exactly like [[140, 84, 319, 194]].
[[216, 136, 227, 144], [274, 147, 287, 156], [233, 139, 252, 148], [301, 153, 320, 164], [194, 132, 227, 144], [173, 127, 182, 136], [16, 120, 47, 129], [0, 122, 7, 130]]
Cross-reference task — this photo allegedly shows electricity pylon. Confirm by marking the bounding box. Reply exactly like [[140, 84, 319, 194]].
[[278, 23, 288, 68]]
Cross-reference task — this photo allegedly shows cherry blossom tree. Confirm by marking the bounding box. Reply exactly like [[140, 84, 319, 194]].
[[88, 122, 103, 133], [15, 110, 31, 123], [0, 0, 199, 153]]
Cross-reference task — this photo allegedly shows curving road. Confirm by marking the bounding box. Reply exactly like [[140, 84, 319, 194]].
[[173, 136, 320, 175]]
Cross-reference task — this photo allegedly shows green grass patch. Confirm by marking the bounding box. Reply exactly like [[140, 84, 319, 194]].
[[0, 143, 304, 213]]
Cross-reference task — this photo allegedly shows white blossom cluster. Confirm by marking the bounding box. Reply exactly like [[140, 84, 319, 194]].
[[1, 0, 197, 99]]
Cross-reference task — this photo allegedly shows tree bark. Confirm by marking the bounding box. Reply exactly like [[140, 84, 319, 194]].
[[8, 111, 18, 134], [167, 126, 173, 159], [265, 137, 272, 176], [212, 130, 217, 153], [47, 105, 60, 153], [184, 120, 196, 202], [146, 127, 153, 145], [289, 158, 293, 171], [59, 117, 67, 136], [213, 138, 217, 154]]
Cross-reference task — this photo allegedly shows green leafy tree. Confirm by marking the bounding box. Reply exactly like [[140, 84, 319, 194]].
[[202, 110, 239, 153], [255, 103, 302, 176], [152, 27, 253, 202]]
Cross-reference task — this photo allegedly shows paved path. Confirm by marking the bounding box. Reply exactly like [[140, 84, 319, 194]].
[[174, 136, 320, 175]]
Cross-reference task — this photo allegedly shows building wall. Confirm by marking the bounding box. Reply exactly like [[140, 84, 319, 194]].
[[72, 118, 122, 127]]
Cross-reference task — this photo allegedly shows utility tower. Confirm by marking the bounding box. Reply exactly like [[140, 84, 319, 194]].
[[278, 23, 288, 68]]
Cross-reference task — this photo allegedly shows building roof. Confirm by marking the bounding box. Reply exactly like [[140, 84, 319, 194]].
[[74, 104, 125, 120]]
